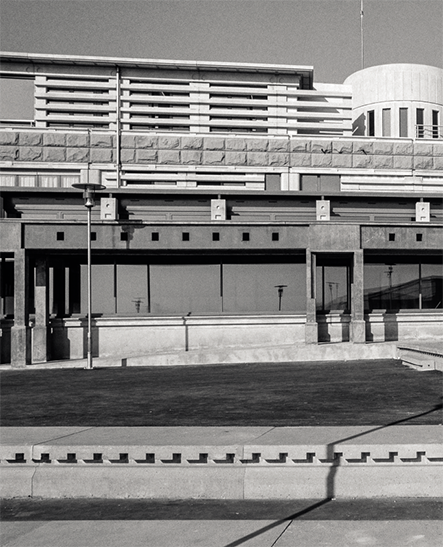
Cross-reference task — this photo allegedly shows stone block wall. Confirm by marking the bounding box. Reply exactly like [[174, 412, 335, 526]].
[[1, 130, 443, 172]]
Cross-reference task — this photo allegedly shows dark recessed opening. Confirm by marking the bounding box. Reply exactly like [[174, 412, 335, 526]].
[[212, 232, 220, 241], [272, 232, 279, 241], [146, 453, 155, 463], [67, 453, 76, 461], [242, 232, 250, 241], [56, 232, 64, 241], [121, 232, 128, 241], [416, 233, 423, 242], [182, 232, 190, 241], [389, 233, 395, 241], [91, 232, 97, 241], [93, 453, 102, 461], [119, 453, 129, 462], [151, 232, 159, 241]]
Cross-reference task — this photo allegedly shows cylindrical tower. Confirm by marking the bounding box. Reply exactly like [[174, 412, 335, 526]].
[[344, 64, 443, 139]]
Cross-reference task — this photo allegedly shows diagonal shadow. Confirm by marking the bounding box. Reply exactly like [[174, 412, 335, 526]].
[[223, 400, 442, 547], [223, 498, 332, 547]]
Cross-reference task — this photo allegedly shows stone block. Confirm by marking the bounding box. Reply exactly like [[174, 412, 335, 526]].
[[393, 142, 413, 155], [136, 149, 157, 163], [19, 147, 42, 161], [311, 153, 332, 167], [42, 133, 66, 147], [42, 147, 66, 162], [158, 150, 180, 164], [181, 150, 202, 164], [332, 154, 352, 168], [268, 139, 289, 152], [66, 148, 89, 162], [414, 142, 433, 156], [290, 139, 311, 153], [393, 155, 413, 169], [120, 149, 135, 163], [247, 152, 268, 166], [181, 136, 203, 150], [373, 155, 393, 169], [203, 151, 225, 165], [372, 142, 393, 155], [203, 138, 225, 150], [158, 136, 180, 149], [135, 135, 158, 149], [269, 153, 289, 166], [289, 153, 311, 167], [353, 141, 373, 155], [332, 141, 352, 154], [0, 146, 18, 161], [0, 132, 19, 145], [90, 148, 113, 163], [414, 156, 433, 169], [246, 139, 268, 151], [66, 133, 89, 148], [91, 133, 113, 148], [433, 144, 443, 156], [311, 140, 332, 154], [225, 152, 247, 165], [433, 156, 443, 170], [120, 134, 136, 148], [18, 132, 42, 146], [352, 154, 373, 168], [225, 138, 247, 151]]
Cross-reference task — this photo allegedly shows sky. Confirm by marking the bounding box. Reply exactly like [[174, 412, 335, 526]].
[[0, 0, 442, 118]]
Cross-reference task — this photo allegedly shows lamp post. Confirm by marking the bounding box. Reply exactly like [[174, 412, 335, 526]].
[[72, 180, 105, 369]]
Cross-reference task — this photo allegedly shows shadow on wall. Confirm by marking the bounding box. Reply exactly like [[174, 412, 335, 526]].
[[0, 322, 12, 364]]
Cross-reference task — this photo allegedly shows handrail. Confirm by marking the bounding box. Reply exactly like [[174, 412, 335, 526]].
[[415, 125, 443, 139]]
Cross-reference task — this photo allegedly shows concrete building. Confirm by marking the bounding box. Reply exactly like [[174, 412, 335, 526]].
[[0, 53, 442, 366]]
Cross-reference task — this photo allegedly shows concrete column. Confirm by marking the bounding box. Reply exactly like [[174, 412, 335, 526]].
[[32, 258, 49, 363], [305, 250, 318, 344], [351, 250, 366, 343], [11, 250, 31, 366]]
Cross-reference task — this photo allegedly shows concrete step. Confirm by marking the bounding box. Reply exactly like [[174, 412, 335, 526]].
[[398, 346, 443, 371]]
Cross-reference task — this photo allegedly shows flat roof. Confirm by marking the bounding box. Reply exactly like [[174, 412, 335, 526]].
[[0, 51, 314, 76]]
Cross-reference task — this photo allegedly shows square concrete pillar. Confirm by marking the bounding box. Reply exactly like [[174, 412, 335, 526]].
[[351, 250, 366, 343], [11, 250, 31, 366], [32, 258, 49, 363], [305, 251, 318, 344]]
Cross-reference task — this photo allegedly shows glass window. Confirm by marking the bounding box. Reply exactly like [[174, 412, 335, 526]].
[[316, 265, 349, 311], [223, 263, 305, 313], [116, 264, 148, 314], [416, 108, 424, 138], [0, 258, 14, 316], [367, 110, 375, 136], [150, 264, 221, 314], [81, 264, 115, 315], [421, 262, 443, 309], [365, 261, 424, 310], [382, 108, 391, 137], [432, 110, 439, 139], [399, 108, 408, 137]]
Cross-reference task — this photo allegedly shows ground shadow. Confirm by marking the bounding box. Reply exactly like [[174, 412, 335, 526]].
[[224, 400, 442, 547]]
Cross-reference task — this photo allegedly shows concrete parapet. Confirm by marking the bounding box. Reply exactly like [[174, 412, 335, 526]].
[[1, 425, 441, 499]]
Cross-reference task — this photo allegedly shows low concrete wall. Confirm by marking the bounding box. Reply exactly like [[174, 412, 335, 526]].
[[1, 426, 441, 499], [365, 311, 443, 343], [49, 315, 307, 361]]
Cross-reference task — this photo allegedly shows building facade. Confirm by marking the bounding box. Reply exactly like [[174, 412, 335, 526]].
[[0, 53, 442, 366]]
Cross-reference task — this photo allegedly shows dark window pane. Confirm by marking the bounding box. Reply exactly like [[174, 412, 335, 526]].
[[223, 263, 305, 313], [316, 265, 349, 311], [432, 110, 439, 138], [421, 263, 443, 309], [382, 108, 391, 137], [399, 108, 408, 137], [150, 264, 221, 314], [367, 110, 375, 136], [364, 263, 419, 310], [416, 108, 424, 138], [301, 175, 318, 192]]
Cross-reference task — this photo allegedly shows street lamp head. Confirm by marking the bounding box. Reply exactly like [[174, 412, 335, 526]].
[[72, 182, 106, 208]]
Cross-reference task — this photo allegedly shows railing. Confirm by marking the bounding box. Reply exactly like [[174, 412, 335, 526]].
[[415, 125, 443, 139], [0, 119, 35, 128]]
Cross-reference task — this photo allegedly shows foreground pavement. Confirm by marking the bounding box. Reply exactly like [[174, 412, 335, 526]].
[[2, 499, 442, 546]]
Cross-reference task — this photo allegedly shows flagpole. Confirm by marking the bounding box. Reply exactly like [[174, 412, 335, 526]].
[[361, 0, 364, 69]]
